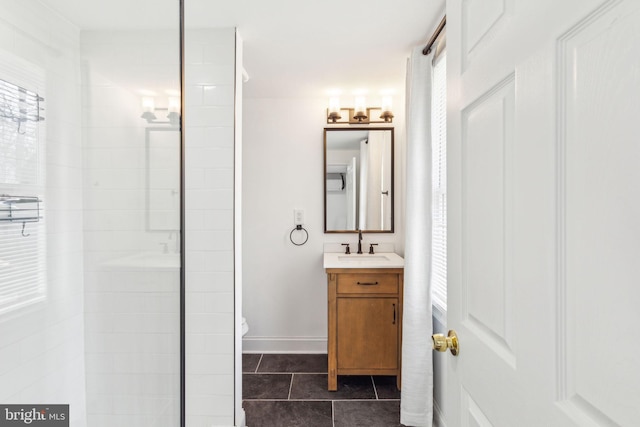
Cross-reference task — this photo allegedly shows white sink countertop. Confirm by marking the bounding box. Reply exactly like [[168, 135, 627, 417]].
[[323, 252, 405, 269]]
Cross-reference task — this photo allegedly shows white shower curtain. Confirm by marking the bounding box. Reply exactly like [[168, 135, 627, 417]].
[[401, 46, 434, 427]]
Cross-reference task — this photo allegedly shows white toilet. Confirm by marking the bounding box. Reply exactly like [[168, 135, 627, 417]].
[[241, 317, 249, 337]]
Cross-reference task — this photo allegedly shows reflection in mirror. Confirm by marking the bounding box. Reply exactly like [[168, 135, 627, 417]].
[[146, 127, 180, 231], [324, 127, 394, 233]]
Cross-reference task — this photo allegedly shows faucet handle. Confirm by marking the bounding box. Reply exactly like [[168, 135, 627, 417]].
[[369, 243, 378, 254], [341, 243, 351, 254]]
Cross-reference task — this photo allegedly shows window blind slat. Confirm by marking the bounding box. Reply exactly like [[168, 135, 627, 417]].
[[0, 219, 45, 314], [431, 53, 447, 314]]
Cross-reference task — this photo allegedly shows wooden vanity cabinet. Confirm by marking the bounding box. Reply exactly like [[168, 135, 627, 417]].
[[326, 267, 404, 391]]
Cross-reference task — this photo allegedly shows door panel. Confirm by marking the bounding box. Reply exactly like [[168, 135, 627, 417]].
[[337, 298, 398, 370], [462, 75, 516, 366], [559, 2, 640, 425], [446, 0, 640, 425], [462, 388, 495, 427]]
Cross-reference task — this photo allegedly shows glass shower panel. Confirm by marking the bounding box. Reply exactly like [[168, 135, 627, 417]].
[[0, 2, 182, 425], [79, 7, 182, 427]]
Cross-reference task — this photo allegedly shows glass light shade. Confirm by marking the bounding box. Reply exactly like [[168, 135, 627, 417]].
[[354, 96, 367, 115], [142, 97, 155, 113], [168, 97, 180, 114], [381, 95, 393, 113], [328, 97, 340, 114]]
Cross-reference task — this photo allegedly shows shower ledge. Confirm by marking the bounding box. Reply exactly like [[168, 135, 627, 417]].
[[102, 251, 180, 271]]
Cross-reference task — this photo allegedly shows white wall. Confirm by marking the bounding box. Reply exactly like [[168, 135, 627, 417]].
[[242, 97, 406, 353], [0, 3, 86, 424], [184, 27, 238, 427]]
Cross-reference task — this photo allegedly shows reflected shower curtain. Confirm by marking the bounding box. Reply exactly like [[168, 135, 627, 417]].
[[401, 46, 433, 427], [346, 157, 357, 230], [365, 133, 385, 229], [358, 138, 369, 228]]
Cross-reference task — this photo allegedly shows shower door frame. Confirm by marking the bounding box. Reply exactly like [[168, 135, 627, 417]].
[[179, 3, 186, 427]]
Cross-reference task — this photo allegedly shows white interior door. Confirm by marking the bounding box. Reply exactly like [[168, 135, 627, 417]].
[[445, 0, 640, 426]]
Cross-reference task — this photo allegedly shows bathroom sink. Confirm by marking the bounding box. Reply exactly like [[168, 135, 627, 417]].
[[324, 252, 404, 269], [338, 255, 390, 262]]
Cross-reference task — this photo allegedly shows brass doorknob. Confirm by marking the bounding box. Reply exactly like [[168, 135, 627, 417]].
[[432, 330, 459, 356]]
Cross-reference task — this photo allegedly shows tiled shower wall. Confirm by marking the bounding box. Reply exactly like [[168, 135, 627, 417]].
[[0, 6, 240, 426], [80, 30, 182, 427], [0, 2, 87, 425], [81, 26, 239, 426], [184, 27, 238, 426]]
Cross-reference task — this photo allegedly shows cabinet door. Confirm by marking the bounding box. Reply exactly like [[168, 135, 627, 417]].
[[336, 297, 398, 370]]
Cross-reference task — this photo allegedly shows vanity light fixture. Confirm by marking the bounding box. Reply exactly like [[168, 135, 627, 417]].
[[140, 95, 181, 126], [353, 96, 368, 122], [327, 97, 342, 122], [380, 95, 394, 123], [326, 95, 394, 125]]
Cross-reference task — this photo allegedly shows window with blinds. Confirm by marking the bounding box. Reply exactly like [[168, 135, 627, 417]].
[[0, 79, 42, 185], [0, 68, 46, 316], [431, 52, 447, 316]]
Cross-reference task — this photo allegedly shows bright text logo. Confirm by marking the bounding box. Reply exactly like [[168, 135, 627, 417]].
[[0, 405, 68, 426]]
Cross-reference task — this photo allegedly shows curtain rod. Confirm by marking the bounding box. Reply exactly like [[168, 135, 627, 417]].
[[422, 15, 446, 55]]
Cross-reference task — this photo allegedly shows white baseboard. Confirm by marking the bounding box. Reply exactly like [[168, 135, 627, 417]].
[[242, 336, 327, 353], [235, 409, 246, 427], [433, 400, 447, 427]]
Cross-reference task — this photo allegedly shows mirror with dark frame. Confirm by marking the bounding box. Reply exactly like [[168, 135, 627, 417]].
[[324, 127, 394, 233], [146, 127, 180, 231]]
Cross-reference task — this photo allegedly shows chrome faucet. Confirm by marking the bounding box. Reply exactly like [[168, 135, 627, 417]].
[[357, 229, 363, 254]]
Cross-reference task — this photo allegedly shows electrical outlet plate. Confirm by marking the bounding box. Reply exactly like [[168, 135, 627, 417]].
[[294, 209, 304, 225]]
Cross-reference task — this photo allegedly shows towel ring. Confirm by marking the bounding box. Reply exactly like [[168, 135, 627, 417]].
[[289, 225, 309, 246]]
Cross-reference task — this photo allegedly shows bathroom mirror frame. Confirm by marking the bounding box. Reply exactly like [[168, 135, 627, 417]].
[[145, 126, 181, 232], [324, 127, 394, 233]]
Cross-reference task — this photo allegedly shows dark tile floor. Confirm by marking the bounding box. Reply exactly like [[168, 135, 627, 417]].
[[243, 353, 406, 427]]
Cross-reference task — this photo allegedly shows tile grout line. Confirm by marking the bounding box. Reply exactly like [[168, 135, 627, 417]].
[[331, 400, 336, 427], [254, 353, 264, 373], [371, 376, 379, 400], [287, 373, 294, 400]]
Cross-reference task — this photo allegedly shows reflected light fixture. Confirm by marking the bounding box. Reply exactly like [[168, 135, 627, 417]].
[[326, 95, 394, 125], [140, 95, 181, 126], [167, 97, 180, 126], [141, 97, 156, 121]]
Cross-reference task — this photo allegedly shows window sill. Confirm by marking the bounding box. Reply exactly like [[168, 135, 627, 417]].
[[432, 303, 447, 326]]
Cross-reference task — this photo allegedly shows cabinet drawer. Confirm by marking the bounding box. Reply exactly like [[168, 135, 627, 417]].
[[336, 273, 398, 294]]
